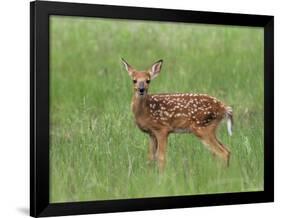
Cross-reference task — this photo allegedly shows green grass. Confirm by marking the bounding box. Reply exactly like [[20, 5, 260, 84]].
[[50, 16, 264, 203]]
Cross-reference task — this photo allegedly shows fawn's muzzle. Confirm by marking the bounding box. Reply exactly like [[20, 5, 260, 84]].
[[138, 82, 145, 95]]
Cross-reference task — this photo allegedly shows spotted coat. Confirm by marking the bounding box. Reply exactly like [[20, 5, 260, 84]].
[[142, 93, 227, 133]]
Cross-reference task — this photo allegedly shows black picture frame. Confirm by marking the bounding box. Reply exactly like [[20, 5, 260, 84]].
[[30, 1, 274, 217]]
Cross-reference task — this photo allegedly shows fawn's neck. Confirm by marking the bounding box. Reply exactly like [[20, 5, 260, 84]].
[[131, 95, 149, 117]]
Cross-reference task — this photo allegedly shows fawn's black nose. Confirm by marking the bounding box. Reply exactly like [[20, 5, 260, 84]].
[[139, 88, 145, 94]]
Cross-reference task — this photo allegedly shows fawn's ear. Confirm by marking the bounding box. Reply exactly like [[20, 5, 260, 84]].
[[149, 59, 163, 80], [121, 58, 134, 77]]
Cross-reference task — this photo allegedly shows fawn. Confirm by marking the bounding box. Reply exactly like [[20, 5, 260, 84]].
[[121, 58, 233, 172]]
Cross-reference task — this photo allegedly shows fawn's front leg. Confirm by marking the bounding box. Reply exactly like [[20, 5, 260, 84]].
[[155, 131, 168, 172], [147, 134, 157, 166]]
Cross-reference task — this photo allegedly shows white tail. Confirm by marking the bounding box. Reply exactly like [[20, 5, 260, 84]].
[[225, 106, 233, 136], [122, 58, 232, 171]]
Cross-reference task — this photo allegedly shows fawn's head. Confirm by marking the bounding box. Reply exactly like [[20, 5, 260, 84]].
[[121, 58, 163, 97]]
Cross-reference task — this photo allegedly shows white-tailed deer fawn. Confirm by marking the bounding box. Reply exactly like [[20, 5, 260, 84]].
[[121, 58, 233, 172]]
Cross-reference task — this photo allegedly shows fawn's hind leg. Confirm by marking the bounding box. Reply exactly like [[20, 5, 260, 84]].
[[194, 125, 231, 166], [203, 134, 231, 167]]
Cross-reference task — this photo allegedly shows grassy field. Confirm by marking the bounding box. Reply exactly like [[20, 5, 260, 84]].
[[50, 16, 264, 203]]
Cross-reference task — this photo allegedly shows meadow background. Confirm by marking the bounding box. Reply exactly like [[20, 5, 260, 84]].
[[50, 16, 264, 203]]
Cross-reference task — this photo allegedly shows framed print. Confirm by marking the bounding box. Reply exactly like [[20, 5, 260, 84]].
[[30, 1, 274, 217]]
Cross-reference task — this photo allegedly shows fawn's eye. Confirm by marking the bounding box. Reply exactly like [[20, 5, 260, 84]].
[[146, 80, 150, 84], [133, 79, 137, 84]]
